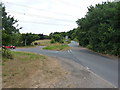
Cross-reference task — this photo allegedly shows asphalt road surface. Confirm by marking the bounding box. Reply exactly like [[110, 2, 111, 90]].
[[14, 41, 118, 87]]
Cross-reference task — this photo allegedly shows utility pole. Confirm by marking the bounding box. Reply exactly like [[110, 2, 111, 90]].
[[25, 39, 27, 46]]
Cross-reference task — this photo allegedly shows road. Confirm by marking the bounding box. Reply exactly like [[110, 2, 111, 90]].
[[14, 41, 118, 87]]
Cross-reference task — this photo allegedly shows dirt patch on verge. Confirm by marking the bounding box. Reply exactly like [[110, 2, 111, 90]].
[[2, 53, 67, 88]]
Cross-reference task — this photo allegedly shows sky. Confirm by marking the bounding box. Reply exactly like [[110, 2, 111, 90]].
[[1, 0, 114, 35]]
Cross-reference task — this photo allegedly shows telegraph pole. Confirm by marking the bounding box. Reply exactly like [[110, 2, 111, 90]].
[[25, 39, 27, 46]]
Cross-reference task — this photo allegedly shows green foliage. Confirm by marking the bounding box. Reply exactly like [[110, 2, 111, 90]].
[[86, 45, 92, 49], [21, 33, 39, 46], [67, 38, 71, 43], [1, 4, 41, 46], [50, 33, 65, 43], [50, 38, 56, 43], [1, 3, 22, 46], [67, 28, 77, 40], [52, 34, 61, 42], [49, 29, 78, 43], [59, 39, 65, 43], [2, 48, 13, 59], [38, 34, 50, 40], [76, 2, 120, 56]]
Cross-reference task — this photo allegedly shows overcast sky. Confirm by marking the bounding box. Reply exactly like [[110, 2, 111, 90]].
[[1, 0, 114, 35]]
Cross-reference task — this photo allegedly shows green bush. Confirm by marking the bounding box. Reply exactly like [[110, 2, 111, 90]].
[[86, 45, 92, 49], [52, 34, 61, 42], [67, 38, 71, 44], [2, 48, 13, 59], [76, 2, 119, 56], [59, 39, 65, 43], [50, 38, 56, 43]]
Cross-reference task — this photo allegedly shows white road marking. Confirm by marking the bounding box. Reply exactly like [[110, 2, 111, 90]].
[[68, 49, 72, 54], [86, 66, 90, 70], [68, 50, 70, 53], [85, 66, 116, 88], [69, 49, 72, 53]]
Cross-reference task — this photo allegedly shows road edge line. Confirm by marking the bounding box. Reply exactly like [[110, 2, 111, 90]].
[[86, 67, 117, 88]]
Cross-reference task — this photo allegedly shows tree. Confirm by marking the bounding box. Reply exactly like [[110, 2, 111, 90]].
[[67, 28, 77, 40], [49, 32, 65, 43], [76, 1, 119, 56], [52, 34, 61, 42], [21, 33, 39, 46], [1, 3, 22, 46]]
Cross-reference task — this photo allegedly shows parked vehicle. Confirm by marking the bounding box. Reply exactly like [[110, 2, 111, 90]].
[[2, 45, 16, 49]]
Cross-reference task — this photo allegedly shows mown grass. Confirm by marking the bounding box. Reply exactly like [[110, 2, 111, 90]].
[[43, 44, 70, 51]]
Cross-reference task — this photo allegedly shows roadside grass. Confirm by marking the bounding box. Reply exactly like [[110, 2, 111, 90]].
[[12, 51, 46, 61], [33, 39, 70, 51], [2, 51, 46, 62], [2, 51, 66, 88], [43, 44, 70, 51], [2, 51, 46, 87]]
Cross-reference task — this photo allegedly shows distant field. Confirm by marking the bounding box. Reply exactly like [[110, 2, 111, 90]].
[[17, 39, 51, 48], [32, 39, 51, 46]]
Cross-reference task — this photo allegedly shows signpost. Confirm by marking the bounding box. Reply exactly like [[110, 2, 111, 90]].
[[65, 36, 68, 42]]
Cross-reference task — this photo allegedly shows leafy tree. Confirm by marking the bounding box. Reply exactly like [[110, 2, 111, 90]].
[[52, 34, 61, 42], [76, 1, 119, 56], [38, 34, 50, 40], [38, 34, 44, 40], [67, 28, 77, 40], [49, 32, 65, 43], [1, 3, 22, 46], [21, 33, 39, 46]]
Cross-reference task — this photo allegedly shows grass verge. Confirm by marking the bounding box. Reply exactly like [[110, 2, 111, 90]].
[[3, 51, 45, 62], [32, 39, 70, 51], [2, 51, 66, 88], [43, 44, 70, 51]]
